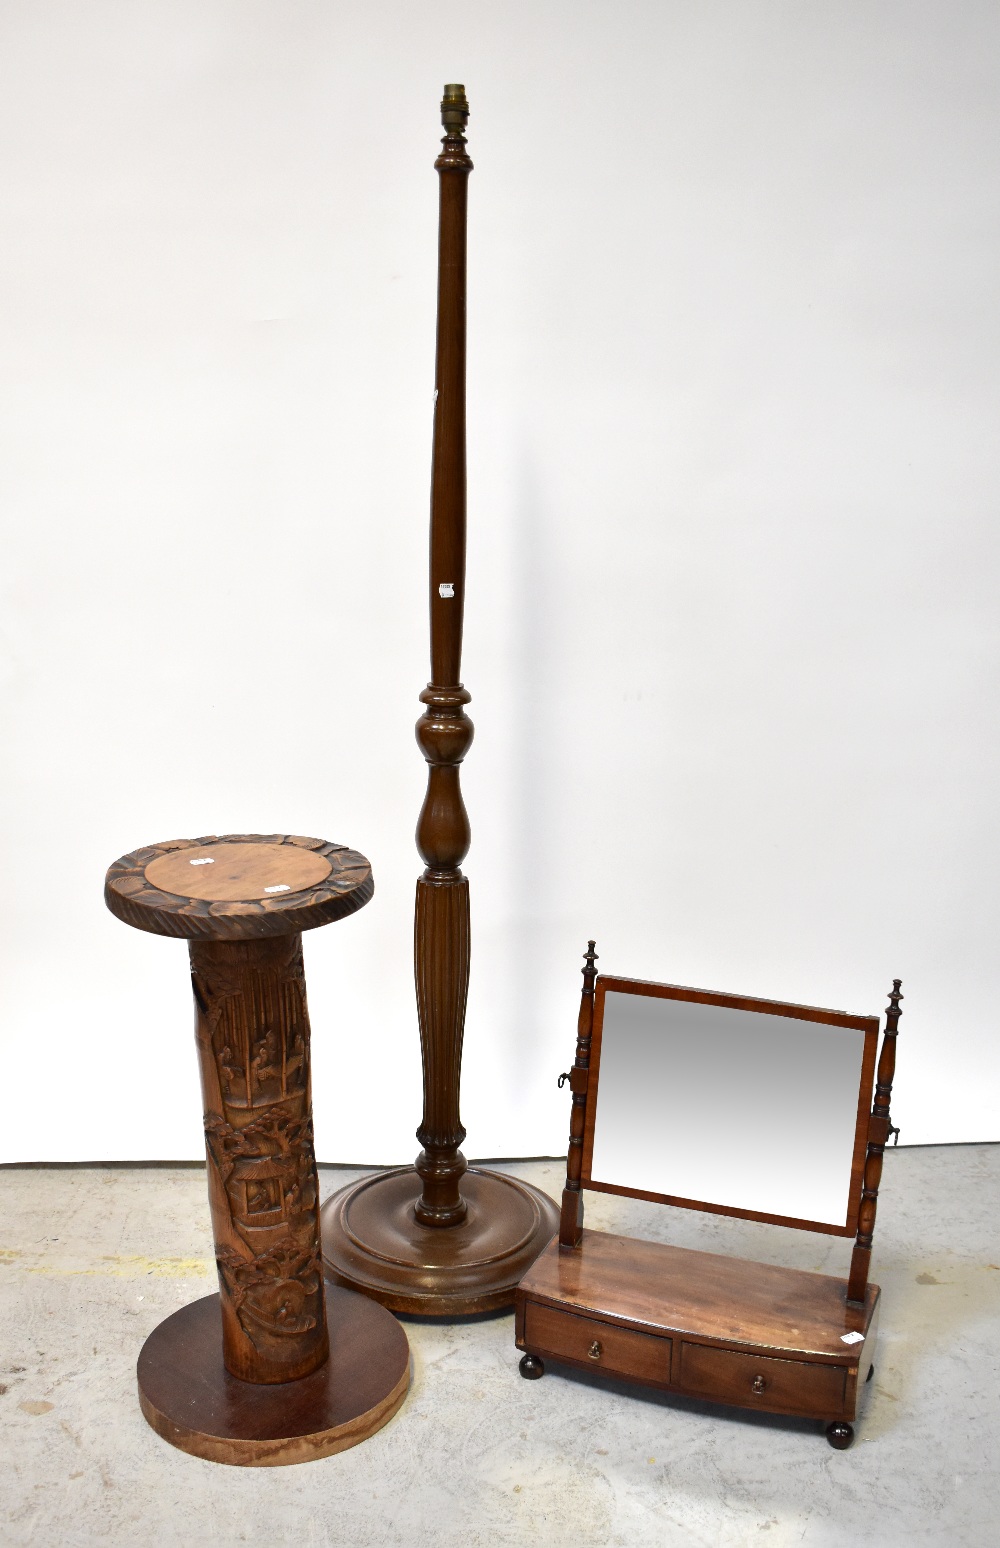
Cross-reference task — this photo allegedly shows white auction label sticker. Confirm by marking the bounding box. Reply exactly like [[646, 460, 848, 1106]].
[[840, 1331, 865, 1345], [189, 857, 215, 866], [264, 884, 290, 894], [438, 582, 455, 598]]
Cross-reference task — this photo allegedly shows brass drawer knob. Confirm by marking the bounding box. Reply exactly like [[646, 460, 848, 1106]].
[[588, 1340, 603, 1361], [751, 1374, 767, 1395]]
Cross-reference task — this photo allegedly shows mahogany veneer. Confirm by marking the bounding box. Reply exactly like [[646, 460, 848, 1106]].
[[516, 1229, 878, 1433], [521, 948, 900, 1450]]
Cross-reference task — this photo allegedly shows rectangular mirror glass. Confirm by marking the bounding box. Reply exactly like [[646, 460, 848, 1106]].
[[583, 978, 880, 1234]]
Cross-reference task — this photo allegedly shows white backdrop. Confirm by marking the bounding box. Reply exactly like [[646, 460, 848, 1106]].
[[1, 1, 997, 1162]]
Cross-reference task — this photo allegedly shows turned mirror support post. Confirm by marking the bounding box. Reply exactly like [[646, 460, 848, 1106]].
[[559, 942, 599, 1248], [847, 979, 903, 1306]]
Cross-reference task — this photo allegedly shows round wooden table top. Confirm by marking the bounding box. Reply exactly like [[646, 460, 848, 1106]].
[[105, 833, 373, 940]]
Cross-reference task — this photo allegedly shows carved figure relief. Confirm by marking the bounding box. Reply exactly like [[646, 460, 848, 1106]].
[[190, 934, 328, 1382]]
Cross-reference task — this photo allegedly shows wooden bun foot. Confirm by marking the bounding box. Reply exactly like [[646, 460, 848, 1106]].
[[825, 1421, 855, 1450], [137, 1284, 409, 1466], [320, 1167, 560, 1315], [519, 1354, 545, 1379]]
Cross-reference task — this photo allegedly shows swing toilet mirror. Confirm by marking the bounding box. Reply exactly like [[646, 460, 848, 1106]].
[[515, 953, 902, 1450], [582, 977, 881, 1235]]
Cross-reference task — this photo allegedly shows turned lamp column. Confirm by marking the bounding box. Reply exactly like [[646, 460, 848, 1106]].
[[414, 82, 475, 1228], [318, 87, 560, 1315]]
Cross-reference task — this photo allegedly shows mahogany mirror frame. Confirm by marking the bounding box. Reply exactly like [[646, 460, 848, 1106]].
[[580, 975, 881, 1238], [519, 953, 902, 1448]]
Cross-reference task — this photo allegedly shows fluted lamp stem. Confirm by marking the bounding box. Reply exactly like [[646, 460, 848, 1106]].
[[318, 88, 560, 1313], [413, 85, 475, 1227]]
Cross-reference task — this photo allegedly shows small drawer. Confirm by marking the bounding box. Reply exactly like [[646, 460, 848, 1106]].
[[679, 1342, 846, 1417], [523, 1302, 671, 1385]]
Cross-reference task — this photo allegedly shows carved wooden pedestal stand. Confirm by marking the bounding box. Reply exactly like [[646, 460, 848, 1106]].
[[320, 86, 559, 1315], [105, 834, 410, 1465]]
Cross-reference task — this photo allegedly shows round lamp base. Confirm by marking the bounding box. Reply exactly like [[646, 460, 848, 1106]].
[[137, 1284, 409, 1466], [320, 1166, 561, 1315]]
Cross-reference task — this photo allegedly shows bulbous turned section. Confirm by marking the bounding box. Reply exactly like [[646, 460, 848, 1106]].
[[415, 685, 474, 765], [415, 685, 474, 872], [414, 1143, 469, 1227]]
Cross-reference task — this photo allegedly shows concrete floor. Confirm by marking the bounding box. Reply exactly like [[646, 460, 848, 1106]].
[[1, 1148, 996, 1547]]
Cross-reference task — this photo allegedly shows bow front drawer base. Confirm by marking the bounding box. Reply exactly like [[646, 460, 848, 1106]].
[[515, 1230, 878, 1439]]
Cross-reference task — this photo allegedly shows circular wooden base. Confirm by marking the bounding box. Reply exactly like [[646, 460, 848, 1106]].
[[137, 1284, 409, 1466], [320, 1166, 561, 1315]]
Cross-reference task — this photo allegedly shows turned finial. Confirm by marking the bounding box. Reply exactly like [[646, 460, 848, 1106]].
[[879, 978, 903, 1142]]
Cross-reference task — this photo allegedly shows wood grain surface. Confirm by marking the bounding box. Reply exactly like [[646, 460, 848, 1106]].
[[523, 1301, 672, 1385], [321, 1164, 559, 1316], [145, 842, 332, 901], [105, 834, 373, 940], [137, 1284, 409, 1466], [516, 1228, 878, 1433], [519, 1229, 877, 1360], [677, 1341, 847, 1416]]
